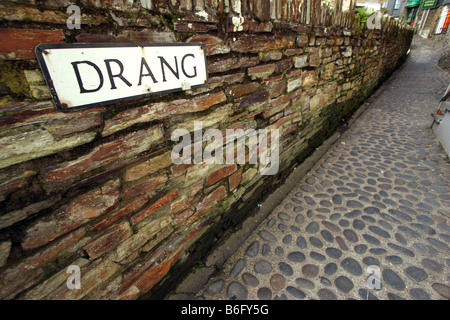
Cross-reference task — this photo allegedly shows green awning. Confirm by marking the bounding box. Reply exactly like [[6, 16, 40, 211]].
[[405, 0, 421, 7]]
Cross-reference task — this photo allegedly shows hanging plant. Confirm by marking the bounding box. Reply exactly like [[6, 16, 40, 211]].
[[354, 7, 374, 34]]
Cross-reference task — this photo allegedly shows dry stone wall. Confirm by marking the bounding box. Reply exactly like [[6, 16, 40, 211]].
[[0, 0, 413, 299]]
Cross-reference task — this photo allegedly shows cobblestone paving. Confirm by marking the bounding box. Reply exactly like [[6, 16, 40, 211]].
[[196, 38, 450, 300]]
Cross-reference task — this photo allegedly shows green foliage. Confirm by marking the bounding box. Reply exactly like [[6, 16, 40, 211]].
[[354, 7, 374, 34]]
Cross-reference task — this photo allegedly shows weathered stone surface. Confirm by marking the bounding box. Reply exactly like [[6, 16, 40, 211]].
[[0, 128, 97, 169], [0, 28, 64, 60], [50, 259, 122, 300], [123, 174, 168, 201], [83, 221, 133, 260], [230, 34, 295, 53], [131, 191, 178, 224], [22, 179, 120, 249], [44, 126, 164, 184], [102, 93, 225, 136], [76, 29, 176, 43], [226, 83, 260, 98], [0, 169, 36, 201], [236, 91, 269, 110], [187, 34, 230, 55], [229, 168, 243, 191], [296, 35, 309, 47], [112, 215, 172, 262], [0, 195, 61, 229], [0, 227, 86, 299], [293, 55, 308, 68], [248, 63, 276, 79], [21, 228, 86, 271], [124, 151, 172, 182], [196, 186, 227, 215], [208, 56, 259, 73], [91, 196, 148, 231], [0, 241, 11, 268], [22, 258, 90, 300], [207, 164, 237, 186]]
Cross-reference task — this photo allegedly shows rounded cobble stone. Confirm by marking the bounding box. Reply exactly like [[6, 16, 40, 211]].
[[283, 235, 292, 245], [387, 292, 406, 300], [275, 246, 284, 256], [353, 219, 365, 230], [410, 223, 436, 235], [336, 236, 349, 251], [287, 251, 306, 263], [208, 280, 225, 295], [227, 282, 248, 300], [358, 289, 379, 300], [322, 221, 341, 232], [286, 286, 306, 299], [302, 264, 319, 278], [395, 233, 407, 245], [382, 269, 406, 291], [295, 278, 315, 290], [421, 258, 443, 273], [334, 275, 354, 293], [254, 260, 272, 274], [369, 225, 391, 238], [320, 277, 332, 287], [404, 266, 428, 282], [296, 236, 307, 249], [413, 242, 438, 256], [257, 287, 272, 300], [317, 288, 337, 300], [310, 251, 326, 262], [409, 288, 430, 300], [386, 255, 403, 265], [321, 230, 334, 242], [326, 247, 343, 259], [432, 283, 450, 299], [324, 263, 338, 276], [354, 244, 368, 254], [339, 220, 350, 227], [258, 230, 277, 242], [270, 274, 285, 291], [246, 241, 259, 257], [295, 214, 305, 224], [279, 262, 293, 276], [341, 257, 363, 276], [363, 256, 380, 266], [363, 234, 381, 246], [343, 229, 359, 242], [309, 236, 323, 248], [306, 222, 319, 234], [426, 237, 449, 251], [262, 244, 270, 256], [230, 259, 246, 278], [242, 273, 259, 287]]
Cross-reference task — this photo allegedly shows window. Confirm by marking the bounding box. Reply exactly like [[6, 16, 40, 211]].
[[394, 0, 400, 9], [382, 2, 387, 8]]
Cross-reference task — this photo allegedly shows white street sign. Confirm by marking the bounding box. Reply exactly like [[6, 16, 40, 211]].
[[35, 43, 209, 112]]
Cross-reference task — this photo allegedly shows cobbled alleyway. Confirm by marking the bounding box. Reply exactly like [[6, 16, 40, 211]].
[[195, 37, 450, 300]]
